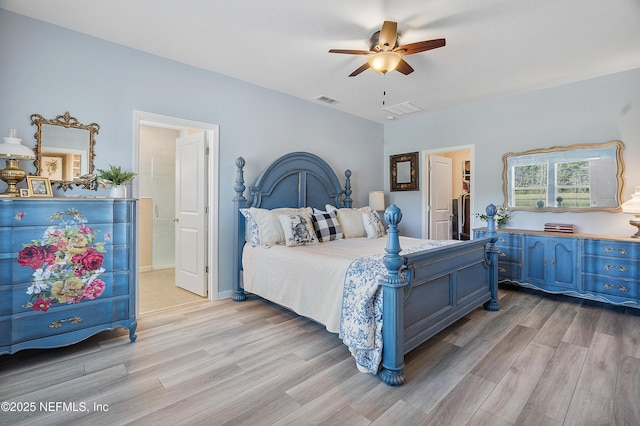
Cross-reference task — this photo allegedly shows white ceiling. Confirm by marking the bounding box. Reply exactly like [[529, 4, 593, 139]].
[[3, 0, 640, 123]]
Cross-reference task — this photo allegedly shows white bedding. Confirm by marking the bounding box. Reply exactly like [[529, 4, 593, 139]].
[[241, 236, 432, 333]]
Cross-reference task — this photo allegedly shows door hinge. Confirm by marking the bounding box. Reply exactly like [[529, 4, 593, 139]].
[[206, 146, 210, 155], [205, 266, 208, 273]]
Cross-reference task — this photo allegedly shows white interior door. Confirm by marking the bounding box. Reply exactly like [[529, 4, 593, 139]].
[[429, 154, 453, 240], [174, 132, 207, 296]]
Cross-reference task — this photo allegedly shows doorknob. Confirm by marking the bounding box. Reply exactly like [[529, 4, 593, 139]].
[[171, 217, 179, 223]]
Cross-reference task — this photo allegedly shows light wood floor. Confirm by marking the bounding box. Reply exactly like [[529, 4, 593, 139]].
[[1, 285, 639, 425], [139, 268, 204, 314]]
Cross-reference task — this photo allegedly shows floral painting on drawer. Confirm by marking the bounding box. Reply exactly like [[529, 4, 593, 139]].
[[17, 208, 110, 312]]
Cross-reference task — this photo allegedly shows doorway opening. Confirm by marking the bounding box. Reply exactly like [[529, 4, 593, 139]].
[[133, 111, 219, 315], [422, 145, 473, 241]]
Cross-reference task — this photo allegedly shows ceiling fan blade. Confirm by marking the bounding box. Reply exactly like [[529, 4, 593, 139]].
[[378, 21, 398, 50], [348, 62, 371, 77], [329, 49, 373, 55], [395, 59, 414, 75], [394, 38, 446, 55]]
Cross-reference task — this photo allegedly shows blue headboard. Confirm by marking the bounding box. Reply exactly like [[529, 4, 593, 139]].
[[232, 152, 352, 300]]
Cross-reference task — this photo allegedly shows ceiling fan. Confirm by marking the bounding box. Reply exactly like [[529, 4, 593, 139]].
[[329, 21, 445, 77]]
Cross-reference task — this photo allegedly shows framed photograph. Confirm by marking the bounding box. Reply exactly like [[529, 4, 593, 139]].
[[26, 176, 53, 197], [390, 151, 419, 191], [19, 188, 30, 197]]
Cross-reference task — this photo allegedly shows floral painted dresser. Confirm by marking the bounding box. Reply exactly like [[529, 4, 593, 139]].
[[0, 198, 137, 355]]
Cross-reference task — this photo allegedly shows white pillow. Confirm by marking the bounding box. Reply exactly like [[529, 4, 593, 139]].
[[325, 205, 371, 238], [363, 210, 385, 239], [249, 207, 312, 246], [277, 213, 319, 246]]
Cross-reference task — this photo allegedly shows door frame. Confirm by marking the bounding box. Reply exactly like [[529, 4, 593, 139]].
[[132, 110, 220, 314], [421, 144, 474, 239]]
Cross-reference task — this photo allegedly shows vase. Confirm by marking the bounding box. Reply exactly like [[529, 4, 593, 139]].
[[109, 185, 126, 198]]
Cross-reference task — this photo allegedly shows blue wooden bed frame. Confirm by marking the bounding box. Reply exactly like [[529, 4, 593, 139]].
[[233, 151, 500, 386]]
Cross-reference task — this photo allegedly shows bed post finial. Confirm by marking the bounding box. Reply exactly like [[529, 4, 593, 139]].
[[379, 204, 407, 386], [483, 204, 500, 311], [343, 169, 352, 208], [233, 156, 248, 302]]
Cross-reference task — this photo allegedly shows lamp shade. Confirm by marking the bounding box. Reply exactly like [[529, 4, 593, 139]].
[[368, 51, 401, 74], [0, 134, 34, 160], [369, 191, 385, 211], [621, 186, 640, 214]]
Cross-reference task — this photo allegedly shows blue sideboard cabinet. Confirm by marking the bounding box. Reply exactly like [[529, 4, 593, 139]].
[[0, 198, 137, 355], [474, 228, 640, 308]]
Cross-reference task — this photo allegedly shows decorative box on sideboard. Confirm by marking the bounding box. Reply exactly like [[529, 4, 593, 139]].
[[0, 198, 137, 355], [473, 227, 639, 308]]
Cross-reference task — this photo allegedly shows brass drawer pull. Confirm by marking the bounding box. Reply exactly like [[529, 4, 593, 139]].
[[603, 247, 629, 255], [499, 238, 506, 243], [498, 267, 507, 273], [499, 252, 507, 257], [603, 284, 629, 292], [603, 264, 628, 273], [49, 316, 83, 329]]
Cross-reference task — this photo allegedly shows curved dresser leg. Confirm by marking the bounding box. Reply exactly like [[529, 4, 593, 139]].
[[129, 321, 138, 342]]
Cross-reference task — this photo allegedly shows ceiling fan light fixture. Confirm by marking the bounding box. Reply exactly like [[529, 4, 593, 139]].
[[368, 51, 401, 74]]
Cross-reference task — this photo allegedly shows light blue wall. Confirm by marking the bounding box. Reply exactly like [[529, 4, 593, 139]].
[[0, 10, 384, 297], [385, 68, 640, 238]]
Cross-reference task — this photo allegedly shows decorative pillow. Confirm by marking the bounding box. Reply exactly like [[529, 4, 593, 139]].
[[311, 210, 343, 242], [277, 213, 319, 246], [239, 208, 260, 247], [363, 210, 385, 239], [333, 206, 371, 238], [249, 207, 312, 246]]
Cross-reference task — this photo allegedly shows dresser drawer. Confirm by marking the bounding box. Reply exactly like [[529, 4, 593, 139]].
[[11, 273, 117, 314], [582, 239, 639, 259], [496, 232, 521, 248], [582, 256, 638, 279], [497, 246, 521, 263], [498, 262, 521, 281], [11, 297, 130, 344], [0, 316, 10, 346], [0, 285, 12, 316], [582, 273, 638, 300]]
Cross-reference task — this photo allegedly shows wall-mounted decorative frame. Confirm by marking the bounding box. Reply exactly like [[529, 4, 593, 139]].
[[390, 151, 419, 191], [26, 176, 53, 197]]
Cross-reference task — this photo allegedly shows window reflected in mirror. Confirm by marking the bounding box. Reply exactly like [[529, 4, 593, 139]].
[[503, 141, 624, 212]]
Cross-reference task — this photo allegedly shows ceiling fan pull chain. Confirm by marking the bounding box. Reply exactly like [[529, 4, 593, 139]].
[[383, 74, 387, 106]]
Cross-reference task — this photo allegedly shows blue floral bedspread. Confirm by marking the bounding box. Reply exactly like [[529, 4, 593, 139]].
[[339, 240, 460, 373]]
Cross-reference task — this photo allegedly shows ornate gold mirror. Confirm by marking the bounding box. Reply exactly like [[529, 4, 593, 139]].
[[502, 140, 625, 212], [30, 112, 99, 191]]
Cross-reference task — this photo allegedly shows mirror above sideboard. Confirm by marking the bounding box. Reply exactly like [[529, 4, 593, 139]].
[[30, 111, 100, 191], [502, 140, 625, 212]]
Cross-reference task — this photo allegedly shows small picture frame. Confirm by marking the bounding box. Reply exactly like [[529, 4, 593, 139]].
[[26, 176, 53, 197], [19, 188, 30, 197]]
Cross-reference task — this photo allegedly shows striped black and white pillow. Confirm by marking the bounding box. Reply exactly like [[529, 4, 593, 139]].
[[311, 210, 343, 242]]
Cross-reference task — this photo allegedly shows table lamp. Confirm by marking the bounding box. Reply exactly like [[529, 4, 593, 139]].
[[0, 128, 35, 195], [369, 191, 385, 213], [621, 186, 640, 238]]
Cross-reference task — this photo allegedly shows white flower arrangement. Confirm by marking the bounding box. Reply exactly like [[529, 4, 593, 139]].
[[475, 205, 511, 227]]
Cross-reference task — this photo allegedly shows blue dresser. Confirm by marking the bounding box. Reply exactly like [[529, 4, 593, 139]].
[[474, 228, 640, 308], [0, 198, 137, 355]]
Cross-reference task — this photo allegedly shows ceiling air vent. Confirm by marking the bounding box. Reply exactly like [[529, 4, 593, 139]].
[[314, 95, 340, 105], [383, 101, 423, 116]]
